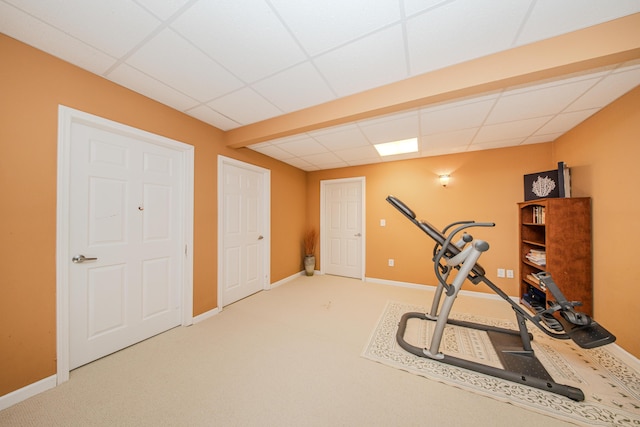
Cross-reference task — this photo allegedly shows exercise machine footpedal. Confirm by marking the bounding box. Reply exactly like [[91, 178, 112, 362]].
[[558, 317, 616, 349], [534, 272, 616, 348], [529, 301, 564, 332], [386, 194, 616, 402]]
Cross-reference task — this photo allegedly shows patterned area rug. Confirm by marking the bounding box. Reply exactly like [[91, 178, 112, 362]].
[[362, 301, 640, 426]]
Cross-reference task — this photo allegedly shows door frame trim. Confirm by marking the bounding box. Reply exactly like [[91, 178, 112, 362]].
[[319, 177, 366, 279], [217, 156, 271, 309], [56, 105, 194, 384]]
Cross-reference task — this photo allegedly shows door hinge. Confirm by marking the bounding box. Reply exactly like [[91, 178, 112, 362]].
[[185, 244, 188, 256]]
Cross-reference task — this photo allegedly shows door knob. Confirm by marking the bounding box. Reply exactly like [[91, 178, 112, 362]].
[[258, 235, 264, 240], [72, 255, 98, 263], [354, 233, 362, 237]]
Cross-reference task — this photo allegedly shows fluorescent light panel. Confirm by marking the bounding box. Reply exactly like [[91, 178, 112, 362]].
[[374, 137, 418, 156]]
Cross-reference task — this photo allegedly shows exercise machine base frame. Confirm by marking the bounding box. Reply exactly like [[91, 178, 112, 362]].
[[396, 311, 585, 401]]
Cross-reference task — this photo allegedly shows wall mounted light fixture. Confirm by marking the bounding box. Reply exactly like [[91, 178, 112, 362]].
[[439, 174, 450, 187]]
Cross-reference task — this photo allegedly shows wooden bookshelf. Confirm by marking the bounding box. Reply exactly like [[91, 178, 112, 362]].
[[518, 198, 593, 316]]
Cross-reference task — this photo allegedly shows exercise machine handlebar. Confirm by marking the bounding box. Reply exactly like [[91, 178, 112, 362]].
[[434, 221, 495, 296]]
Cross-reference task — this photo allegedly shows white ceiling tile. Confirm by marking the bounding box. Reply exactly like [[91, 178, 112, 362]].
[[0, 2, 118, 75], [314, 24, 408, 97], [487, 78, 598, 124], [420, 98, 496, 136], [249, 143, 296, 160], [308, 125, 370, 150], [406, 1, 531, 75], [186, 105, 240, 131], [304, 152, 348, 168], [108, 64, 200, 111], [349, 158, 382, 166], [516, 0, 640, 46], [534, 109, 600, 135], [282, 157, 317, 171], [271, 0, 401, 56], [126, 29, 244, 102], [134, 0, 191, 20], [420, 128, 477, 152], [171, 0, 306, 83], [403, 0, 452, 17], [522, 133, 563, 145], [566, 67, 640, 112], [334, 145, 380, 162], [276, 137, 329, 157], [3, 0, 160, 57], [346, 157, 382, 167], [207, 88, 282, 126], [468, 137, 528, 151], [359, 112, 419, 144], [421, 145, 469, 157], [379, 151, 422, 162], [474, 117, 552, 144], [251, 62, 336, 112], [421, 145, 468, 157]]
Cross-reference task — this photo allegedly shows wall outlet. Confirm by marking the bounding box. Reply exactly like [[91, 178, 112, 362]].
[[497, 268, 505, 278], [388, 259, 394, 267], [380, 219, 386, 227], [506, 269, 514, 279]]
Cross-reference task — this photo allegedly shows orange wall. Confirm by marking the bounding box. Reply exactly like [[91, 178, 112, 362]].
[[0, 34, 305, 396], [552, 85, 640, 357], [307, 144, 553, 294]]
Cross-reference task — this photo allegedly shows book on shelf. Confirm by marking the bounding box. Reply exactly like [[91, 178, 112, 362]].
[[532, 206, 546, 224], [525, 249, 546, 266], [526, 274, 540, 284]]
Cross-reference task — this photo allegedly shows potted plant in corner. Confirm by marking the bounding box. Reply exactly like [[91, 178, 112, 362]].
[[303, 228, 317, 276]]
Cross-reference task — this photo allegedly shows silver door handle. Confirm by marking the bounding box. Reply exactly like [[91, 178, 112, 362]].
[[72, 255, 98, 263], [354, 233, 362, 237], [258, 235, 264, 240]]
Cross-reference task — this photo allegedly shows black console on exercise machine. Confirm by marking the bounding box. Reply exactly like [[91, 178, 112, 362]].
[[386, 195, 616, 401]]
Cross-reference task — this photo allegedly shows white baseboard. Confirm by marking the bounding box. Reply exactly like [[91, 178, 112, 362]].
[[193, 271, 308, 323], [365, 276, 520, 303], [193, 271, 305, 323], [0, 374, 56, 411], [192, 307, 221, 324], [365, 276, 433, 290], [270, 271, 314, 289]]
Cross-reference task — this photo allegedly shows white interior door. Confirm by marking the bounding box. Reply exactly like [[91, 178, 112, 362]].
[[219, 157, 270, 307], [68, 122, 184, 369], [321, 178, 364, 279]]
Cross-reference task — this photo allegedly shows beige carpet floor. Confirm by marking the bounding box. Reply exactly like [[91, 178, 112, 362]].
[[2, 275, 635, 426], [363, 301, 640, 426]]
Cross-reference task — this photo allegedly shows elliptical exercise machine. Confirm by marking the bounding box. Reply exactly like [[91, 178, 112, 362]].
[[386, 195, 615, 401]]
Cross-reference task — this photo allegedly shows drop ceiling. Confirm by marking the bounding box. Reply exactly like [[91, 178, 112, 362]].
[[2, 0, 639, 171]]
